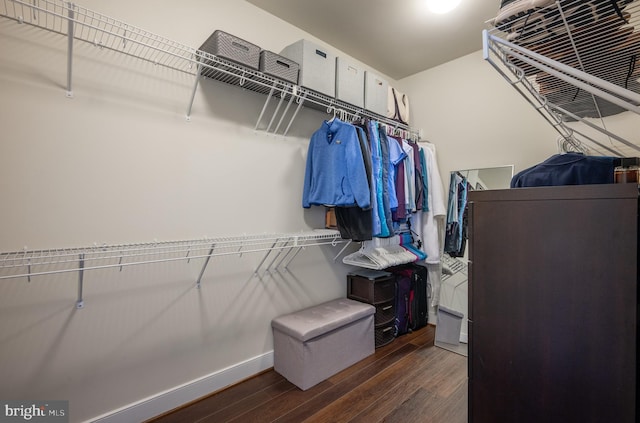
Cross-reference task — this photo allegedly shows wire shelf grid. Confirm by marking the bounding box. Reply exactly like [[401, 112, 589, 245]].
[[485, 0, 640, 156], [1, 0, 420, 139], [0, 230, 347, 280]]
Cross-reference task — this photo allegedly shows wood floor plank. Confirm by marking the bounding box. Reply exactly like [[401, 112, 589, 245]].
[[302, 360, 422, 422], [381, 387, 442, 423], [417, 347, 467, 399], [147, 325, 469, 423], [407, 325, 436, 348], [347, 378, 424, 423], [313, 336, 450, 422], [326, 326, 426, 386], [193, 379, 297, 423], [428, 379, 468, 423], [149, 370, 287, 423], [224, 378, 334, 423], [346, 344, 457, 423], [272, 343, 420, 423], [304, 339, 448, 423]]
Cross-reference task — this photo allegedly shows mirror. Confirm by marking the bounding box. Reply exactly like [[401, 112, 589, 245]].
[[457, 165, 514, 191], [435, 165, 514, 357]]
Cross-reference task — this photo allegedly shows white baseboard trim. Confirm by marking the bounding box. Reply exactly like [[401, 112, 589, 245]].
[[88, 351, 274, 423]]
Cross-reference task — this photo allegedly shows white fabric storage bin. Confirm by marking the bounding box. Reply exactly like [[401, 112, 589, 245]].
[[271, 298, 375, 390], [364, 71, 389, 116], [280, 39, 336, 97], [336, 57, 365, 108], [435, 305, 464, 345]]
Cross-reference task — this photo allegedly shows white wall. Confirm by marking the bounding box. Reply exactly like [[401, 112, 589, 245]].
[[0, 1, 392, 422]]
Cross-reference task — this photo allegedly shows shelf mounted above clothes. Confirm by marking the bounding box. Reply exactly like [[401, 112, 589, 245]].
[[0, 0, 421, 140], [483, 0, 640, 156], [0, 230, 348, 309]]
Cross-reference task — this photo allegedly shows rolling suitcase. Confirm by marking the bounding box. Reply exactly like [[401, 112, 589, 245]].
[[407, 263, 429, 330], [394, 272, 412, 336], [389, 263, 430, 334]]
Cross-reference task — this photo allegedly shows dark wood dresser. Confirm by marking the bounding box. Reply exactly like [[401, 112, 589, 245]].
[[468, 183, 638, 423]]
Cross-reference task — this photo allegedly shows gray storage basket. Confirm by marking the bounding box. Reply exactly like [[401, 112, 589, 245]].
[[199, 30, 260, 70], [259, 51, 299, 84]]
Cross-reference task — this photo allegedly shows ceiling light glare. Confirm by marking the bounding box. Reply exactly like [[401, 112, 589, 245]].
[[426, 0, 462, 14]]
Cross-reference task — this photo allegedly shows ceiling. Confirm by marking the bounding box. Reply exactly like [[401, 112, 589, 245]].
[[246, 0, 500, 80]]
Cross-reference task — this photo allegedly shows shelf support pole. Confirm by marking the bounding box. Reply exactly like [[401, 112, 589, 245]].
[[76, 253, 84, 309], [254, 239, 280, 275], [65, 2, 75, 98], [272, 90, 296, 135], [265, 93, 286, 133], [282, 246, 304, 271], [196, 243, 215, 289], [333, 240, 352, 262], [264, 239, 291, 272], [186, 63, 201, 121], [255, 82, 278, 131], [274, 243, 297, 270], [282, 91, 307, 137]]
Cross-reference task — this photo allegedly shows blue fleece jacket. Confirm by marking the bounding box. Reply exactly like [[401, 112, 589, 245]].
[[302, 119, 371, 209]]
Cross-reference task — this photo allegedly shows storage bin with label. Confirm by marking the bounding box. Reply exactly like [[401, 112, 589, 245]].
[[199, 30, 261, 70], [280, 39, 336, 97]]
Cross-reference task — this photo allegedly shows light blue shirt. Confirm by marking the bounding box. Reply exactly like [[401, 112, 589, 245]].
[[302, 119, 371, 209]]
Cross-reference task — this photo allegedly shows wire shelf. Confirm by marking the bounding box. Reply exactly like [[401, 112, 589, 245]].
[[0, 0, 420, 139], [0, 230, 348, 308], [0, 230, 346, 280], [485, 0, 640, 156]]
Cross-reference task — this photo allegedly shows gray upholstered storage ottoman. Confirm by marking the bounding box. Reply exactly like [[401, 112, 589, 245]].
[[271, 298, 375, 390]]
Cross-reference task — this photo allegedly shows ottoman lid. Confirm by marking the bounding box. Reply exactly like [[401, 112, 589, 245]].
[[272, 298, 375, 342]]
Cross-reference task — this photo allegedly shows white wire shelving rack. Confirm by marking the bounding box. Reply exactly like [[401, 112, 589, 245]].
[[0, 230, 348, 309], [0, 0, 421, 140], [484, 0, 640, 156]]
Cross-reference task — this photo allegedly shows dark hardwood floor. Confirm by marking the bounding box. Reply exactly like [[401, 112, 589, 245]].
[[148, 324, 468, 423]]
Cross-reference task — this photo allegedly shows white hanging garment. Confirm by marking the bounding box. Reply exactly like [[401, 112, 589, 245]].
[[418, 142, 446, 264]]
